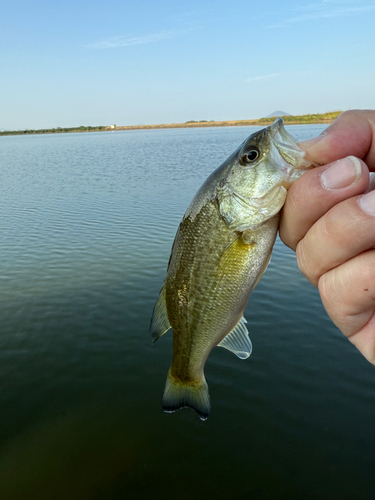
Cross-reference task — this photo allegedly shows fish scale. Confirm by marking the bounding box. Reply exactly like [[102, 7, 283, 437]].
[[150, 118, 315, 420]]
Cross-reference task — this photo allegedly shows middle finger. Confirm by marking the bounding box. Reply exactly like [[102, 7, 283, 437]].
[[296, 193, 375, 287]]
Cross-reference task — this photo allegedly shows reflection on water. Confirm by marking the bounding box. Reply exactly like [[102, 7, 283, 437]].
[[1, 126, 375, 499]]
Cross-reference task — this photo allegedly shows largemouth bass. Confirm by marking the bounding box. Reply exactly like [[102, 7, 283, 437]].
[[150, 118, 314, 420]]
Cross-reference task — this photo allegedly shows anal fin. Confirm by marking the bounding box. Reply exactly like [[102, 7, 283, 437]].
[[217, 316, 252, 359], [150, 285, 171, 343]]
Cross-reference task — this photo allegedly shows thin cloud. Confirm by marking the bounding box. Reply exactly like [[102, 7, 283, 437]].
[[268, 1, 375, 28], [246, 73, 280, 82], [86, 30, 177, 49]]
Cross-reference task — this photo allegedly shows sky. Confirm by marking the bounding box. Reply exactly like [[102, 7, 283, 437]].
[[1, 0, 375, 130]]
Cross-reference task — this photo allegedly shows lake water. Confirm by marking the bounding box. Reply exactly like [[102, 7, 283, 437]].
[[1, 125, 375, 499]]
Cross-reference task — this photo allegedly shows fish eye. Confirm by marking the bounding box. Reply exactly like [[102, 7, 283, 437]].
[[242, 146, 260, 164]]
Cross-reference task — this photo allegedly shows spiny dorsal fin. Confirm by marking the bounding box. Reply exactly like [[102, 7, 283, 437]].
[[150, 285, 171, 343], [217, 316, 252, 359]]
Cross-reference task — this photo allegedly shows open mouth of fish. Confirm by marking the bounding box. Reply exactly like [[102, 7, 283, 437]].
[[268, 117, 317, 184]]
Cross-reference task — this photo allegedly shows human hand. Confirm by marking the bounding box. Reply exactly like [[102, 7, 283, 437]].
[[279, 110, 375, 364]]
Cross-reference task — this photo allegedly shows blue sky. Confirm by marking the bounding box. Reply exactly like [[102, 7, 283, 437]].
[[1, 0, 375, 129]]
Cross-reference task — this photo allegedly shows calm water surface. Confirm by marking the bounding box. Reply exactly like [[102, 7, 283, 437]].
[[1, 125, 375, 499]]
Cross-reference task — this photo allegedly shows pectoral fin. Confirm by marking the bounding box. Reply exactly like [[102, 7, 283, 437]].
[[150, 285, 171, 343], [218, 316, 252, 359]]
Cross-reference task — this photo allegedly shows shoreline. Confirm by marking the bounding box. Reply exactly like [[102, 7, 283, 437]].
[[0, 111, 342, 136], [112, 117, 338, 132]]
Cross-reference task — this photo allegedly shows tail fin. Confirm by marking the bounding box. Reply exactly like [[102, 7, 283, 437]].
[[162, 369, 211, 421]]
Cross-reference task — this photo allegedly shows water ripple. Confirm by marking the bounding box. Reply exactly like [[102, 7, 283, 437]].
[[1, 125, 375, 499]]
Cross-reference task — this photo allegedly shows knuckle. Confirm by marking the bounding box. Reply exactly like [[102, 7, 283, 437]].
[[318, 271, 339, 310], [327, 198, 375, 249], [320, 205, 339, 239], [296, 240, 316, 284], [318, 254, 375, 351]]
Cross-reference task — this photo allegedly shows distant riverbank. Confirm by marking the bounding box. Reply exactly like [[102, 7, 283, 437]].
[[0, 111, 342, 136]]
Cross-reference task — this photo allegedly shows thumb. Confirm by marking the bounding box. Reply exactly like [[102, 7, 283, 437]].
[[298, 110, 375, 170]]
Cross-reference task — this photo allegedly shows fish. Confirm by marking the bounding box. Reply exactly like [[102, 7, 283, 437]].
[[150, 118, 315, 420]]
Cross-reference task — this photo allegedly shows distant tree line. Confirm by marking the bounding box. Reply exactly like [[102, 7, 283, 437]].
[[0, 126, 107, 136], [258, 111, 342, 124], [0, 112, 343, 136], [185, 120, 212, 123], [183, 112, 342, 127]]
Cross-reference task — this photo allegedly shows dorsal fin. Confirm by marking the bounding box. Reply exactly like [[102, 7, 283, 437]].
[[217, 316, 252, 359], [150, 285, 171, 343]]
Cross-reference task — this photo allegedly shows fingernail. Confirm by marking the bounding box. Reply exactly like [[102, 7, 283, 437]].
[[298, 132, 327, 148], [365, 172, 375, 194], [320, 156, 362, 190], [358, 190, 375, 216]]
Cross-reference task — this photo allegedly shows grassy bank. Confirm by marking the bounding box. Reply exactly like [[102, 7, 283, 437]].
[[0, 111, 342, 136], [0, 125, 107, 136], [114, 111, 342, 131]]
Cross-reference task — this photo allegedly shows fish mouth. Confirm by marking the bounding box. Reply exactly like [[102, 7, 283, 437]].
[[268, 117, 297, 148], [266, 117, 316, 179], [268, 116, 316, 166], [268, 116, 284, 136]]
